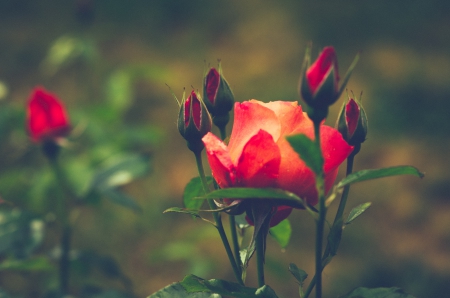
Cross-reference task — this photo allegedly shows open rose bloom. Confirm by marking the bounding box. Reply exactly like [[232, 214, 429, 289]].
[[202, 100, 353, 226]]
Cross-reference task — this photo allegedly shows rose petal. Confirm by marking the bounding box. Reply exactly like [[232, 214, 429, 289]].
[[202, 132, 236, 188], [256, 101, 306, 136], [228, 101, 280, 162], [321, 125, 354, 192], [277, 136, 318, 205], [269, 205, 293, 227], [245, 205, 293, 227], [235, 129, 281, 188]]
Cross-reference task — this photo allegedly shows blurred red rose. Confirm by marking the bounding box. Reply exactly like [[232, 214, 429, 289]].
[[202, 100, 353, 226], [27, 86, 71, 143]]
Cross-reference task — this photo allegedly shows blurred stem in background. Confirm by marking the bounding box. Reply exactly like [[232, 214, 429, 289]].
[[46, 143, 76, 296]]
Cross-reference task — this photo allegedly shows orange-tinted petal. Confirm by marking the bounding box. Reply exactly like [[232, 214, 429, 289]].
[[256, 101, 306, 136], [277, 135, 318, 205], [228, 101, 280, 162], [235, 129, 281, 188]]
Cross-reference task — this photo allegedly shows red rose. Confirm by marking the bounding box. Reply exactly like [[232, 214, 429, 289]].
[[202, 100, 353, 226], [27, 87, 71, 143]]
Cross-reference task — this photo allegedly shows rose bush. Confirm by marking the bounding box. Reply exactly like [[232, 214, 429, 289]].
[[202, 100, 353, 226]]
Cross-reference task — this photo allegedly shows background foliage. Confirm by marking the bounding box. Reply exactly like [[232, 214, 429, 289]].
[[0, 0, 450, 297]]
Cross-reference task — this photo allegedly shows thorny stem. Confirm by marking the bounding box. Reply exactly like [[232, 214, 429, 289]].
[[194, 151, 244, 285]]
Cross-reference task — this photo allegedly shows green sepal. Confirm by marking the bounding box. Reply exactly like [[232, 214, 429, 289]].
[[311, 66, 339, 107]]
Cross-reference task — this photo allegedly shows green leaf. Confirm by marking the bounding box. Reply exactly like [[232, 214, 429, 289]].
[[0, 209, 45, 258], [0, 256, 54, 271], [183, 177, 214, 211], [106, 69, 133, 114], [85, 154, 151, 211], [288, 263, 308, 285], [337, 166, 424, 189], [163, 207, 215, 226], [286, 134, 323, 174], [180, 275, 278, 298], [340, 287, 415, 298], [327, 218, 343, 257], [89, 154, 151, 192], [101, 189, 142, 212], [148, 282, 220, 298], [164, 207, 203, 219], [269, 219, 291, 248], [201, 188, 305, 209], [346, 202, 372, 225]]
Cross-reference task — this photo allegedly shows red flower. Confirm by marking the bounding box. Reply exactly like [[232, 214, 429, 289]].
[[27, 87, 71, 143], [202, 100, 353, 226]]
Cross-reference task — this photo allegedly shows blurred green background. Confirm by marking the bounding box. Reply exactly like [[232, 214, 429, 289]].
[[1, 0, 450, 297]]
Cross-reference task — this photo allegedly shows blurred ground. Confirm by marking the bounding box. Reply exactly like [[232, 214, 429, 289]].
[[1, 0, 450, 297]]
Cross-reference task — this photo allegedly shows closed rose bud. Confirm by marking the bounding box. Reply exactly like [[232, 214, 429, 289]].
[[178, 90, 212, 154], [336, 95, 368, 146], [203, 67, 234, 129], [27, 86, 71, 143], [300, 46, 340, 110]]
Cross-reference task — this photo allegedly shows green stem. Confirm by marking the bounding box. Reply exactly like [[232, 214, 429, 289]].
[[304, 144, 359, 298], [313, 121, 325, 298], [332, 147, 357, 225], [217, 125, 242, 276], [229, 215, 241, 275], [255, 227, 265, 287], [194, 151, 244, 285]]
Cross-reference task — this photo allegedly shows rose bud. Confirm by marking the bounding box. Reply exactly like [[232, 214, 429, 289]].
[[27, 86, 72, 159], [178, 90, 212, 154], [203, 67, 234, 129], [300, 46, 340, 111], [336, 95, 368, 147]]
